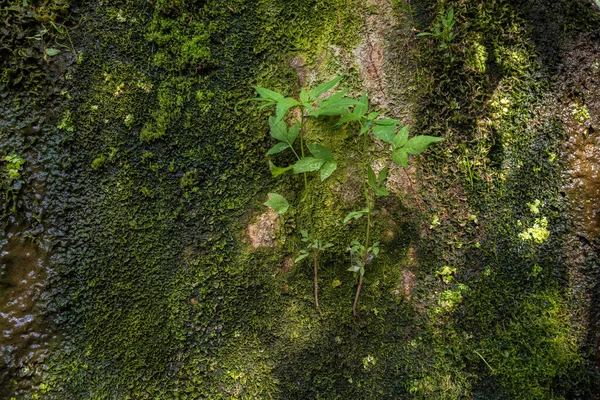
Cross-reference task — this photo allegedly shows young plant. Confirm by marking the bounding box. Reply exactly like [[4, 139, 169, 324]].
[[417, 7, 455, 49], [295, 230, 333, 313], [338, 94, 443, 318], [252, 76, 357, 313]]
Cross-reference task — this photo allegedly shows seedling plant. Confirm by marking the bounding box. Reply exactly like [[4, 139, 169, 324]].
[[252, 77, 443, 318]]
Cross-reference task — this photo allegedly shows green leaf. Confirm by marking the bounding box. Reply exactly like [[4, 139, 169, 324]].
[[367, 111, 380, 120], [269, 117, 288, 141], [373, 118, 401, 126], [311, 98, 359, 117], [404, 135, 444, 154], [264, 192, 289, 214], [300, 88, 309, 104], [295, 252, 310, 263], [348, 265, 360, 273], [45, 48, 61, 56], [307, 143, 333, 160], [375, 186, 389, 197], [269, 118, 299, 146], [309, 75, 343, 99], [337, 112, 362, 126], [320, 160, 337, 181], [323, 242, 334, 249], [368, 165, 378, 189], [392, 149, 408, 167], [417, 32, 433, 37], [269, 161, 293, 177], [393, 125, 409, 149], [343, 208, 368, 224], [266, 142, 290, 155], [286, 122, 300, 145], [353, 92, 368, 118], [377, 166, 388, 186], [274, 97, 299, 125], [253, 86, 284, 102], [373, 124, 396, 143], [360, 123, 371, 135], [293, 157, 325, 173]]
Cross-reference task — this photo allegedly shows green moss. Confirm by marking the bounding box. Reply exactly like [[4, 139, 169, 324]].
[[91, 155, 106, 170], [0, 0, 593, 398]]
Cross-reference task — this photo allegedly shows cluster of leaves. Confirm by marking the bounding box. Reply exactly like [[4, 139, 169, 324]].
[[2, 153, 25, 215], [4, 154, 25, 180], [295, 230, 333, 263], [252, 76, 443, 315], [417, 7, 455, 49]]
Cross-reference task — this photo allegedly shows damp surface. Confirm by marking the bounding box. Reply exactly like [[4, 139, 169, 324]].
[[0, 227, 56, 398]]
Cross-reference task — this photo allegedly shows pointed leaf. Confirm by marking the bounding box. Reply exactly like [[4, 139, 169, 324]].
[[266, 142, 290, 155], [309, 75, 343, 99], [353, 92, 368, 118], [320, 160, 337, 181], [392, 149, 408, 167], [378, 166, 388, 186], [393, 125, 409, 149], [367, 111, 380, 120], [404, 135, 444, 154], [269, 161, 293, 177], [269, 116, 288, 141], [274, 97, 299, 125], [374, 118, 401, 126], [375, 186, 389, 197], [253, 86, 284, 102], [307, 143, 333, 160], [295, 252, 310, 263], [293, 157, 325, 173], [337, 112, 362, 126], [300, 88, 309, 104], [45, 48, 61, 56], [285, 122, 300, 145], [368, 165, 378, 189], [373, 124, 396, 143], [264, 193, 289, 214]]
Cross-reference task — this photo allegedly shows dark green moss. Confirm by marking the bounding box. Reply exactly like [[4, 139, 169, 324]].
[[2, 0, 598, 398]]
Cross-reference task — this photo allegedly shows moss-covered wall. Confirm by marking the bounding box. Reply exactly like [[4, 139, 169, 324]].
[[1, 0, 599, 398]]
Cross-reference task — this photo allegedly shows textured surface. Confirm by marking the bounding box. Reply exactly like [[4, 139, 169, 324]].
[[1, 0, 599, 398]]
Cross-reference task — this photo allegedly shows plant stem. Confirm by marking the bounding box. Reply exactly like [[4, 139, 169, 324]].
[[300, 112, 309, 198], [354, 130, 371, 319], [301, 110, 319, 313], [313, 251, 322, 315]]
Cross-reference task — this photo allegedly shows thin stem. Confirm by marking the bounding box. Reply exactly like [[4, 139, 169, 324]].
[[313, 251, 322, 315], [301, 110, 319, 313], [300, 112, 309, 198], [354, 130, 371, 319]]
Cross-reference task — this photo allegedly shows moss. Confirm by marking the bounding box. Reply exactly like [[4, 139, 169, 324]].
[[1, 0, 597, 398], [91, 155, 106, 170]]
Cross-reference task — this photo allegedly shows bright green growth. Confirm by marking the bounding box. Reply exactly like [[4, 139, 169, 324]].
[[436, 265, 456, 284], [91, 155, 106, 170], [338, 92, 443, 317], [4, 154, 25, 180], [251, 75, 355, 313], [519, 216, 550, 244], [252, 78, 443, 317], [572, 102, 590, 123], [417, 7, 456, 49]]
